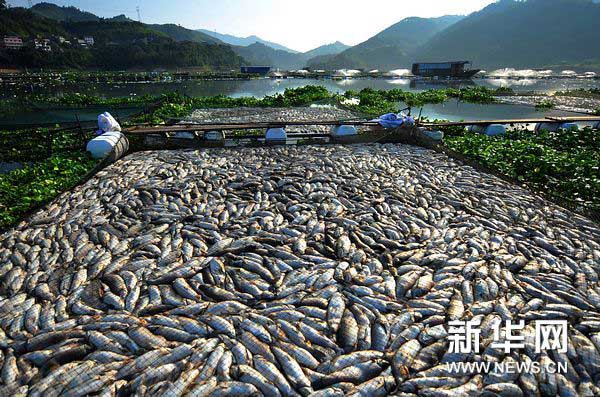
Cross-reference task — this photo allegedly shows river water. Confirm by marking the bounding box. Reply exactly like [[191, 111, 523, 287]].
[[1, 77, 598, 126], [14, 77, 594, 98]]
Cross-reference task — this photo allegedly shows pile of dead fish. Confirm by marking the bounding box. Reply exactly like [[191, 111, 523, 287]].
[[185, 107, 361, 134], [1, 144, 600, 396]]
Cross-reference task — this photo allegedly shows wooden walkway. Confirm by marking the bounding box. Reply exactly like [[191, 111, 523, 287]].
[[124, 120, 381, 134]]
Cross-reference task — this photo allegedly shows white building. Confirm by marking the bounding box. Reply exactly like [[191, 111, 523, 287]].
[[84, 36, 94, 46], [1, 36, 24, 50], [34, 39, 52, 52]]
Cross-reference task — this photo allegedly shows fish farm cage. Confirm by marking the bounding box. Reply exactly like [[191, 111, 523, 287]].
[[0, 124, 98, 163]]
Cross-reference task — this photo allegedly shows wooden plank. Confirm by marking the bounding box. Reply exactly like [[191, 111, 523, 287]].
[[544, 116, 600, 122], [219, 133, 332, 140], [125, 120, 381, 135]]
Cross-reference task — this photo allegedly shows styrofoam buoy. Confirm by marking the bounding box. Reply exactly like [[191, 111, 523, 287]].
[[559, 122, 579, 131], [174, 131, 195, 139], [86, 131, 128, 160], [330, 125, 358, 137], [468, 124, 506, 136], [483, 124, 506, 136], [535, 122, 579, 132], [204, 130, 225, 141], [423, 130, 444, 141], [97, 112, 121, 134], [468, 125, 486, 134], [265, 128, 287, 142], [535, 122, 557, 132]]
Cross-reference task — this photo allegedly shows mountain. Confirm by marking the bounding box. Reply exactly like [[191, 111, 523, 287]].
[[309, 15, 463, 70], [231, 41, 350, 70], [109, 14, 133, 22], [1, 6, 67, 38], [233, 42, 304, 70], [30, 2, 99, 22], [0, 7, 243, 70], [414, 0, 600, 69], [303, 41, 350, 59], [30, 2, 220, 44], [197, 29, 298, 53], [149, 24, 221, 44]]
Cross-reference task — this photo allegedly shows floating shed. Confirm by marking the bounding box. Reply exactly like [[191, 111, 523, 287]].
[[411, 61, 480, 79]]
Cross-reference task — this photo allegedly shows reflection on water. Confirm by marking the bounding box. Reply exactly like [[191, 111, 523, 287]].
[[414, 100, 583, 121], [486, 78, 537, 88]]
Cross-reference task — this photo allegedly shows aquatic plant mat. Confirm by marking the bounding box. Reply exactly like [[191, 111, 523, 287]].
[[441, 127, 600, 221], [0, 126, 100, 230], [1, 144, 599, 396]]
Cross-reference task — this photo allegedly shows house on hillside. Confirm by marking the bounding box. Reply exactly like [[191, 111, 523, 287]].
[[33, 39, 52, 52], [84, 36, 94, 46], [1, 36, 24, 50]]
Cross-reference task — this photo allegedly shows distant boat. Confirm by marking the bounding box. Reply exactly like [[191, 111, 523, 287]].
[[411, 61, 480, 79]]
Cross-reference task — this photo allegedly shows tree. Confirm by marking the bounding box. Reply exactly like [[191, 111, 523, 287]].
[[0, 0, 7, 10]]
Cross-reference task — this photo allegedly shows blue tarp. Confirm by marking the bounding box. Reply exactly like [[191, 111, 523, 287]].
[[374, 113, 415, 129]]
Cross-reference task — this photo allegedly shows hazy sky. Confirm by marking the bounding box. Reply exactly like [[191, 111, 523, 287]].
[[9, 0, 497, 52]]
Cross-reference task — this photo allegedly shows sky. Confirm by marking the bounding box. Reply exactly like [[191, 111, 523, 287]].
[[8, 0, 497, 52]]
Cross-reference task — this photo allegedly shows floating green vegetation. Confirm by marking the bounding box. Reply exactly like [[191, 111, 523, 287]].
[[1, 128, 93, 163], [0, 124, 99, 230], [4, 85, 514, 123], [29, 92, 156, 107], [535, 99, 556, 110], [555, 88, 600, 98], [444, 127, 600, 213], [342, 86, 510, 116], [0, 152, 98, 229]]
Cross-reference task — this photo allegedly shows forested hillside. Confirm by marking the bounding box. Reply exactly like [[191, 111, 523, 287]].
[[0, 7, 243, 70]]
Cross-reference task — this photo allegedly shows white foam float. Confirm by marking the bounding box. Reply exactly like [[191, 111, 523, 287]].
[[387, 69, 411, 77], [87, 131, 129, 160], [468, 124, 507, 136], [487, 78, 536, 87], [422, 129, 444, 141], [265, 128, 287, 142], [204, 130, 225, 141], [535, 122, 579, 133], [330, 125, 358, 137], [489, 68, 538, 78], [174, 131, 195, 139]]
